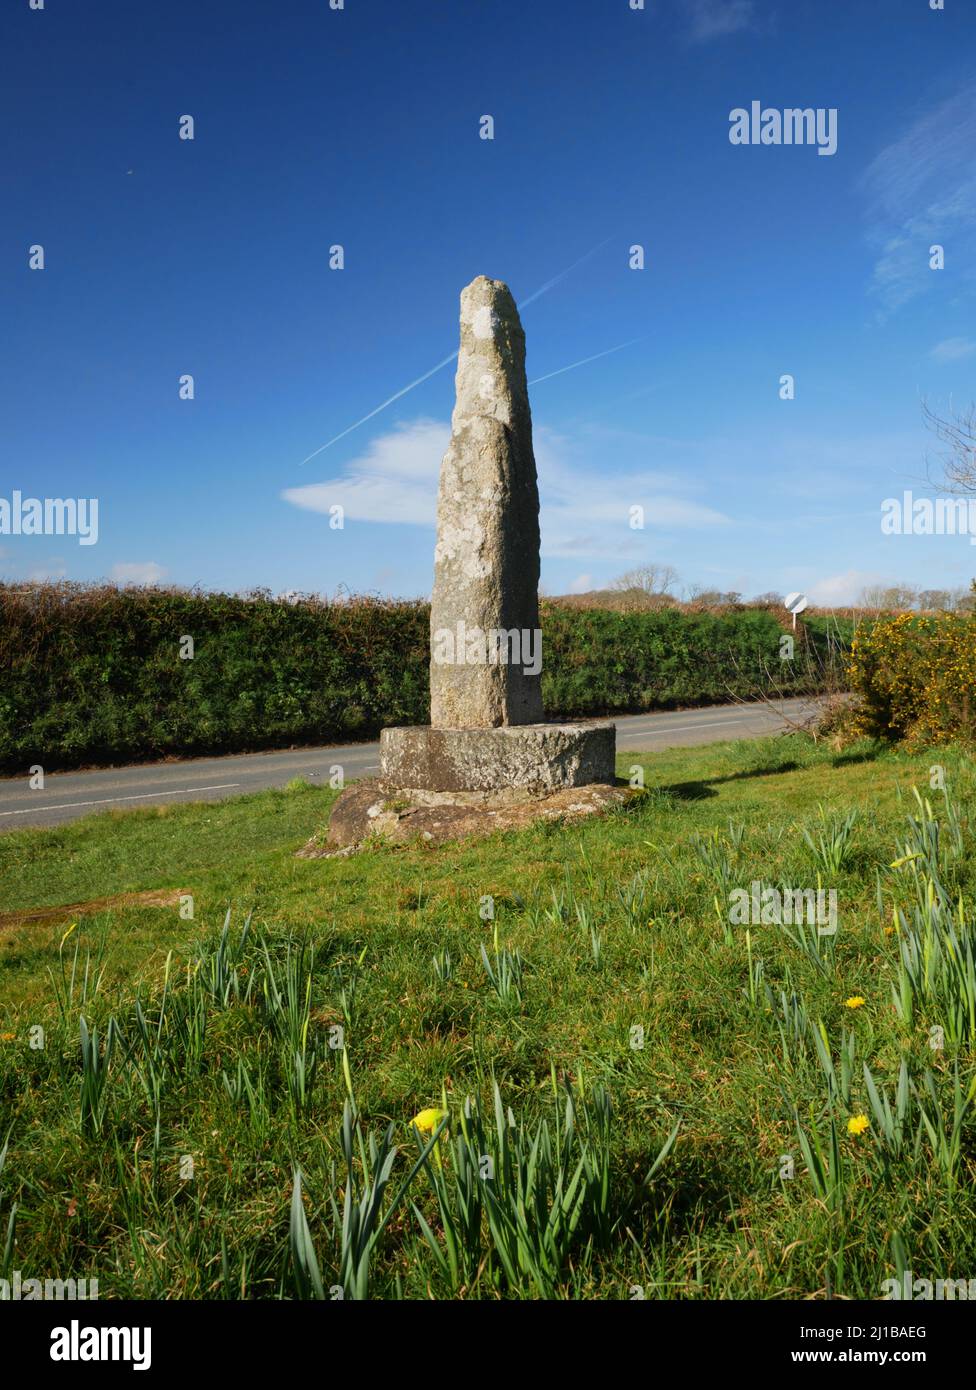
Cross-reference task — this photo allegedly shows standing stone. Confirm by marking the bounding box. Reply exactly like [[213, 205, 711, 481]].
[[429, 276, 545, 728], [328, 272, 617, 823]]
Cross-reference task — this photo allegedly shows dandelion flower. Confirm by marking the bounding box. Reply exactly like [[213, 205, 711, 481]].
[[847, 1114, 869, 1136], [844, 995, 866, 1009]]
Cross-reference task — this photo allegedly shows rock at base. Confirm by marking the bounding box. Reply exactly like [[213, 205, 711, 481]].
[[380, 722, 615, 793], [303, 777, 630, 854]]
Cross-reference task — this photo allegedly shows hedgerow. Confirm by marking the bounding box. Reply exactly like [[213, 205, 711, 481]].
[[0, 583, 839, 770]]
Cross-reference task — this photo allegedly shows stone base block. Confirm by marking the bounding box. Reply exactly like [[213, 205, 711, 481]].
[[379, 722, 616, 793], [305, 777, 630, 854]]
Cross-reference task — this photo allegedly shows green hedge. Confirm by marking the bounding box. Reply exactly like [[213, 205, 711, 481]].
[[541, 604, 831, 712], [0, 584, 839, 771]]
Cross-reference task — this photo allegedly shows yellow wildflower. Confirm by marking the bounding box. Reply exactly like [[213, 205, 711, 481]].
[[410, 1107, 447, 1135], [411, 1106, 449, 1168], [847, 1114, 869, 1136], [844, 996, 866, 1009]]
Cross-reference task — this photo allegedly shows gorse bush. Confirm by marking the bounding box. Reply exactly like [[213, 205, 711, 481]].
[[0, 582, 842, 770], [847, 612, 976, 746]]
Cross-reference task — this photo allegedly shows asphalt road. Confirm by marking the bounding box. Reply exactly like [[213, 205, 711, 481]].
[[0, 696, 818, 831]]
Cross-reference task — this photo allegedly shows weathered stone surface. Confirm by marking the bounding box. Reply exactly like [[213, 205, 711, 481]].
[[429, 276, 544, 729], [321, 273, 618, 851], [304, 777, 630, 853], [380, 722, 615, 793]]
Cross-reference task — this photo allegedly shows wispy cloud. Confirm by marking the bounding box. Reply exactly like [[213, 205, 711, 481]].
[[862, 84, 976, 314], [685, 0, 756, 43], [286, 419, 448, 526], [111, 561, 167, 585], [806, 569, 884, 607], [930, 336, 976, 363], [534, 430, 729, 557], [283, 417, 731, 562]]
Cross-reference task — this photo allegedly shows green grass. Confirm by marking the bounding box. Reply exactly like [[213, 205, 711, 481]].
[[1, 734, 975, 1299]]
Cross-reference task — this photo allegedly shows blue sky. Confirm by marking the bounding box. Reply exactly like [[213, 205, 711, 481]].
[[2, 0, 975, 604]]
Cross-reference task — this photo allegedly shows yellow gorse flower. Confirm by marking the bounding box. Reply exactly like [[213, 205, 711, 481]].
[[844, 996, 866, 1009], [844, 610, 976, 746], [847, 1114, 870, 1136]]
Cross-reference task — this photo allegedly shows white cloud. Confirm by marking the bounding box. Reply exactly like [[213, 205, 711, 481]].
[[534, 429, 729, 558], [111, 561, 167, 585], [806, 569, 883, 606], [685, 0, 755, 42], [282, 417, 732, 563], [930, 336, 976, 362], [284, 418, 448, 525], [862, 84, 976, 314], [568, 573, 593, 593]]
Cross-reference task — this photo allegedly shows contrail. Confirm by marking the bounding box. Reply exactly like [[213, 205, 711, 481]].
[[517, 236, 613, 310], [528, 338, 640, 385], [299, 237, 613, 464], [300, 350, 458, 465]]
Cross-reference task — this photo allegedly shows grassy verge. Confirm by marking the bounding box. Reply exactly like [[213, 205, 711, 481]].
[[1, 735, 975, 1299]]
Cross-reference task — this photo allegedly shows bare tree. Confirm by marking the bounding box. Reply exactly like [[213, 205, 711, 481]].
[[610, 563, 678, 597], [713, 614, 853, 743], [923, 399, 976, 493], [857, 583, 918, 614], [607, 564, 681, 611], [857, 582, 973, 616], [686, 584, 742, 607]]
